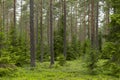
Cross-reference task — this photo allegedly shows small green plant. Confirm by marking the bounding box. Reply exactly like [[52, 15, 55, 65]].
[[0, 68, 11, 77], [0, 65, 17, 77], [57, 55, 66, 66]]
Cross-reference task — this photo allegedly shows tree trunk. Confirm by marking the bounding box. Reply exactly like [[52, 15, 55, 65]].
[[14, 0, 16, 27], [50, 0, 54, 66], [30, 0, 35, 67], [83, 0, 86, 40], [87, 0, 91, 40], [106, 2, 110, 34], [63, 0, 67, 58], [95, 0, 99, 49], [2, 0, 5, 28], [20, 0, 22, 38], [40, 0, 44, 63], [91, 0, 95, 48]]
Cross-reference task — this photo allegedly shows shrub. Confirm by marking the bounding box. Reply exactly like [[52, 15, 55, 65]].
[[0, 57, 10, 64], [57, 55, 66, 66], [0, 64, 17, 77]]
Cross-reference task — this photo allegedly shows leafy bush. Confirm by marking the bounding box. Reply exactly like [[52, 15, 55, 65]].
[[102, 61, 120, 77], [81, 40, 99, 74], [85, 50, 99, 74], [0, 57, 10, 64], [0, 64, 17, 77], [57, 55, 66, 66], [102, 42, 120, 63], [102, 42, 115, 59], [0, 68, 11, 77]]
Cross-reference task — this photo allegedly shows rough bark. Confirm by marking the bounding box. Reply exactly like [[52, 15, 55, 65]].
[[14, 0, 16, 27], [40, 0, 44, 63], [50, 0, 54, 66], [63, 0, 67, 58], [91, 0, 95, 48], [95, 0, 99, 49], [30, 0, 35, 67]]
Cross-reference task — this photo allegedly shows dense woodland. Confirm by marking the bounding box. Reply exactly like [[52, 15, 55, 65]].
[[0, 0, 120, 80]]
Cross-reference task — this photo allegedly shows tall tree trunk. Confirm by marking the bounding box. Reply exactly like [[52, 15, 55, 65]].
[[75, 3, 78, 41], [87, 0, 91, 40], [2, 0, 5, 28], [50, 0, 54, 66], [95, 0, 99, 49], [106, 1, 110, 34], [63, 0, 67, 58], [36, 4, 38, 61], [30, 0, 35, 67], [91, 0, 95, 48], [14, 0, 16, 27], [47, 7, 50, 47], [70, 2, 73, 43], [40, 0, 44, 63], [20, 0, 22, 38], [83, 0, 86, 40]]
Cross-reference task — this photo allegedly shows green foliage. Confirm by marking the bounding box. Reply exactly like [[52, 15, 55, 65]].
[[81, 40, 99, 74], [0, 31, 5, 56], [6, 24, 29, 66], [0, 30, 11, 65], [57, 55, 66, 66], [101, 0, 120, 76], [67, 44, 81, 60], [102, 42, 115, 59], [0, 68, 11, 77], [54, 15, 64, 60], [103, 10, 120, 64], [54, 15, 82, 60], [0, 56, 10, 64], [84, 50, 99, 74], [0, 23, 29, 66], [0, 64, 17, 77], [67, 36, 81, 60], [101, 42, 120, 76], [108, 0, 120, 13], [107, 14, 120, 42], [1, 61, 119, 80], [54, 31, 63, 60], [103, 62, 120, 77], [102, 42, 120, 62]]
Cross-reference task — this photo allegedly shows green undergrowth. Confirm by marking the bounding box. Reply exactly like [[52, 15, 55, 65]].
[[0, 60, 120, 80]]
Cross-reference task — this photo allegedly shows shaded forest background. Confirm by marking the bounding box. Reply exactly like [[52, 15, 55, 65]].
[[0, 0, 120, 79]]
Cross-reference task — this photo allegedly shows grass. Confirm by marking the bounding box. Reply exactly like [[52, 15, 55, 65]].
[[0, 60, 120, 80]]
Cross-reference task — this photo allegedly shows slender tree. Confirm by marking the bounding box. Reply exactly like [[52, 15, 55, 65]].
[[14, 0, 16, 27], [87, 0, 91, 40], [40, 0, 44, 62], [106, 1, 110, 34], [83, 0, 86, 40], [20, 0, 22, 37], [2, 0, 5, 28], [63, 0, 67, 58], [95, 0, 99, 49], [30, 0, 35, 67], [50, 0, 54, 66], [91, 0, 95, 48]]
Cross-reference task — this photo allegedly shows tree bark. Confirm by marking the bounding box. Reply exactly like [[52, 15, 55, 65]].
[[83, 0, 86, 40], [95, 0, 99, 49], [40, 0, 44, 63], [30, 0, 35, 67], [14, 0, 16, 27], [50, 0, 54, 66], [91, 0, 95, 48], [63, 0, 67, 58]]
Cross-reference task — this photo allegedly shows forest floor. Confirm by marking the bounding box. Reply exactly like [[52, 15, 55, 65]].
[[0, 60, 120, 80]]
